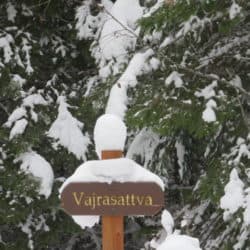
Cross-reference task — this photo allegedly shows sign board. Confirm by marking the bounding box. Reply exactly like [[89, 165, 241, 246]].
[[61, 182, 164, 216]]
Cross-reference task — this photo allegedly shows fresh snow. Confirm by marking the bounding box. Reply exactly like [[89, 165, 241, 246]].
[[157, 234, 202, 250], [198, 35, 250, 69], [106, 49, 155, 118], [0, 34, 14, 63], [60, 158, 164, 191], [161, 209, 174, 235], [47, 96, 90, 160], [126, 128, 161, 168], [175, 141, 185, 180], [4, 107, 27, 127], [220, 166, 250, 225], [115, 48, 154, 86], [243, 188, 250, 225], [72, 215, 100, 229], [20, 214, 35, 250], [12, 74, 27, 87], [160, 15, 210, 49], [233, 142, 250, 165], [75, 0, 113, 40], [230, 75, 242, 88], [88, 0, 143, 79], [94, 114, 127, 159], [16, 151, 54, 198], [220, 168, 244, 221], [202, 99, 217, 123], [21, 4, 33, 17], [22, 37, 34, 75], [229, 1, 242, 20], [6, 2, 17, 23], [195, 81, 217, 99], [23, 94, 48, 108], [105, 83, 128, 119], [176, 16, 210, 41], [153, 210, 202, 250], [160, 35, 174, 48], [9, 118, 28, 140], [20, 213, 49, 250], [99, 0, 142, 61], [165, 71, 184, 88], [5, 93, 48, 138], [60, 157, 164, 229], [143, 0, 164, 18]]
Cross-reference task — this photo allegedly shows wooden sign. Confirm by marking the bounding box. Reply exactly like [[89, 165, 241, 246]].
[[61, 182, 164, 216]]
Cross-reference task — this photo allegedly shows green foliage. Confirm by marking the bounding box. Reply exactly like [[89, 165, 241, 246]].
[[198, 159, 226, 204], [130, 0, 250, 248], [0, 1, 100, 249], [139, 0, 233, 34]]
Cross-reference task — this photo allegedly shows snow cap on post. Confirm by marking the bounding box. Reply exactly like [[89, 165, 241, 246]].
[[94, 114, 127, 159]]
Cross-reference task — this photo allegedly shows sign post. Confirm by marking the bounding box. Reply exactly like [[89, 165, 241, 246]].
[[60, 114, 165, 250], [101, 150, 124, 250]]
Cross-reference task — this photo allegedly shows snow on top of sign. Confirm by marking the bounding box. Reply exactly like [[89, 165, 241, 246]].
[[16, 151, 54, 198], [60, 158, 164, 191], [60, 157, 164, 229], [94, 114, 127, 158], [157, 234, 202, 250]]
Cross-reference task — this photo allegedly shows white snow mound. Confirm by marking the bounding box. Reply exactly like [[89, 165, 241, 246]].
[[220, 168, 244, 220], [94, 114, 127, 159], [157, 234, 202, 250], [47, 96, 90, 160], [161, 209, 174, 235], [60, 158, 164, 190], [72, 215, 99, 229], [16, 151, 54, 198]]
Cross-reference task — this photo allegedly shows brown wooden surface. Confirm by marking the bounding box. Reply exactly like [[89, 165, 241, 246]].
[[61, 182, 164, 215], [102, 150, 124, 250], [101, 150, 123, 159], [102, 216, 123, 250]]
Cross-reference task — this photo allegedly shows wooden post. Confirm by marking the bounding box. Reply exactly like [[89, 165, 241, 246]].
[[101, 150, 124, 250]]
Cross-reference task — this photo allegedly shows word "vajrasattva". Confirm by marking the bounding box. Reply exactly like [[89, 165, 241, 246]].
[[72, 192, 153, 210]]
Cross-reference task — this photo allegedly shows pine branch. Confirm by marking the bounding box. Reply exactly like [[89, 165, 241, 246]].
[[236, 94, 250, 132], [0, 102, 9, 116], [159, 52, 250, 98]]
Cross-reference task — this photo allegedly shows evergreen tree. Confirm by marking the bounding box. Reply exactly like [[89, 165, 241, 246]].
[[1, 0, 250, 249], [0, 1, 100, 249], [127, 0, 250, 249]]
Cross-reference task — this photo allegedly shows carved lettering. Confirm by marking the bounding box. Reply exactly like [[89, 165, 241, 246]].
[[117, 196, 125, 206], [145, 196, 153, 206], [136, 195, 144, 205], [72, 192, 84, 206]]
